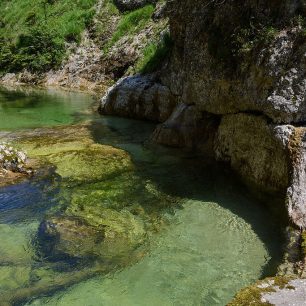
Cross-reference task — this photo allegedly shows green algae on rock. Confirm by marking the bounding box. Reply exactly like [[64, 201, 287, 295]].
[[228, 276, 294, 306], [47, 143, 133, 184], [11, 124, 134, 184]]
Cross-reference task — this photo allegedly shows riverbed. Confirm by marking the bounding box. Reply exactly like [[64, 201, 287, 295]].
[[0, 85, 284, 305]]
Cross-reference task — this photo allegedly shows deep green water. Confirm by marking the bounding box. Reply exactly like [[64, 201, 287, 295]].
[[0, 86, 284, 306], [0, 86, 93, 130]]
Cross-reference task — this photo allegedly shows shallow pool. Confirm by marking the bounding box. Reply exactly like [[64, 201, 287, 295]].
[[0, 86, 284, 306]]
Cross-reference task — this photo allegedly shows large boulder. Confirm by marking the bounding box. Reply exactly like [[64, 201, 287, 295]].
[[100, 75, 177, 122]]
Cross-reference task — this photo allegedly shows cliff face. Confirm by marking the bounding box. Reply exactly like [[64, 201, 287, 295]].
[[101, 0, 306, 228], [163, 0, 306, 123], [157, 0, 306, 228]]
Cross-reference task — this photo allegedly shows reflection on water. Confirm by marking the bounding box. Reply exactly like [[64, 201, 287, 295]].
[[0, 87, 284, 306]]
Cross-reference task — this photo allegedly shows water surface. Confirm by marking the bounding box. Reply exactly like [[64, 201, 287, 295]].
[[0, 86, 284, 306], [0, 86, 93, 130]]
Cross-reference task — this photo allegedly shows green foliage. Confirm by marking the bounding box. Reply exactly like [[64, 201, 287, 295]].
[[106, 4, 154, 49], [136, 32, 173, 73], [1, 26, 65, 72], [94, 0, 120, 44], [0, 0, 97, 73]]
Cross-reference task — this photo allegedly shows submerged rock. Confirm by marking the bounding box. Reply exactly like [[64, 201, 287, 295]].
[[39, 209, 146, 261], [38, 216, 106, 259]]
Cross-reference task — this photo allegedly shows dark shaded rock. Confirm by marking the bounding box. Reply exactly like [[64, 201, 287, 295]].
[[113, 0, 157, 12], [152, 103, 220, 157], [38, 216, 105, 259], [214, 114, 290, 194]]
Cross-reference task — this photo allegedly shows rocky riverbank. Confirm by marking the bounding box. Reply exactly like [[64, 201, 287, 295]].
[[101, 0, 306, 228], [99, 0, 306, 303], [0, 142, 34, 186], [2, 0, 306, 304]]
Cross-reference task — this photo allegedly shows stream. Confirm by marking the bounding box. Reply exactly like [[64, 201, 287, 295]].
[[0, 85, 284, 306]]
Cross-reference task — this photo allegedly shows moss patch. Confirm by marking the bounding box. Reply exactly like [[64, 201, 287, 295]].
[[229, 276, 293, 306]]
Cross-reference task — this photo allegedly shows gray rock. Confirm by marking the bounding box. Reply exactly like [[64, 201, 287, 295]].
[[286, 128, 306, 228], [262, 279, 306, 306], [162, 0, 306, 124], [152, 103, 219, 156], [100, 74, 177, 122], [214, 114, 290, 194], [113, 0, 156, 12]]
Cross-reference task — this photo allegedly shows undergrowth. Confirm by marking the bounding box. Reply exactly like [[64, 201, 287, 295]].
[[104, 4, 155, 51], [136, 32, 173, 73], [0, 0, 96, 73]]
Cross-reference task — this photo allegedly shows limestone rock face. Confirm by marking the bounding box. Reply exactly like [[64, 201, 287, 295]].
[[99, 0, 306, 229], [214, 114, 290, 194], [113, 0, 156, 12], [162, 0, 306, 124], [155, 0, 306, 227], [100, 75, 177, 122], [287, 128, 306, 228], [152, 103, 219, 156]]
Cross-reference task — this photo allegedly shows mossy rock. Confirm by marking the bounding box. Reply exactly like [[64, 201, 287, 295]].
[[0, 266, 31, 292], [15, 125, 93, 157], [39, 209, 146, 261], [46, 144, 133, 184], [12, 125, 134, 184], [67, 171, 177, 213]]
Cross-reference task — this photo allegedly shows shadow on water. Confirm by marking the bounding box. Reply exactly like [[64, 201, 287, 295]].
[[0, 86, 286, 305], [89, 115, 286, 279]]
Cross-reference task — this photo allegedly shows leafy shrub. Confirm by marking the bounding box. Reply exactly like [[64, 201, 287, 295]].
[[0, 26, 65, 72], [0, 0, 96, 73]]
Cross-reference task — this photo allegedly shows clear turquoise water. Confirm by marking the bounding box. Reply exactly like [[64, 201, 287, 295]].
[[0, 86, 284, 306], [0, 86, 93, 130]]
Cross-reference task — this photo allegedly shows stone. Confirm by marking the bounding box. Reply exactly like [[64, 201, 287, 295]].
[[152, 103, 219, 156], [38, 209, 146, 260], [162, 0, 306, 124], [100, 74, 177, 122], [113, 0, 157, 12], [286, 128, 306, 228], [262, 279, 306, 305], [214, 114, 290, 194], [38, 216, 106, 259]]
